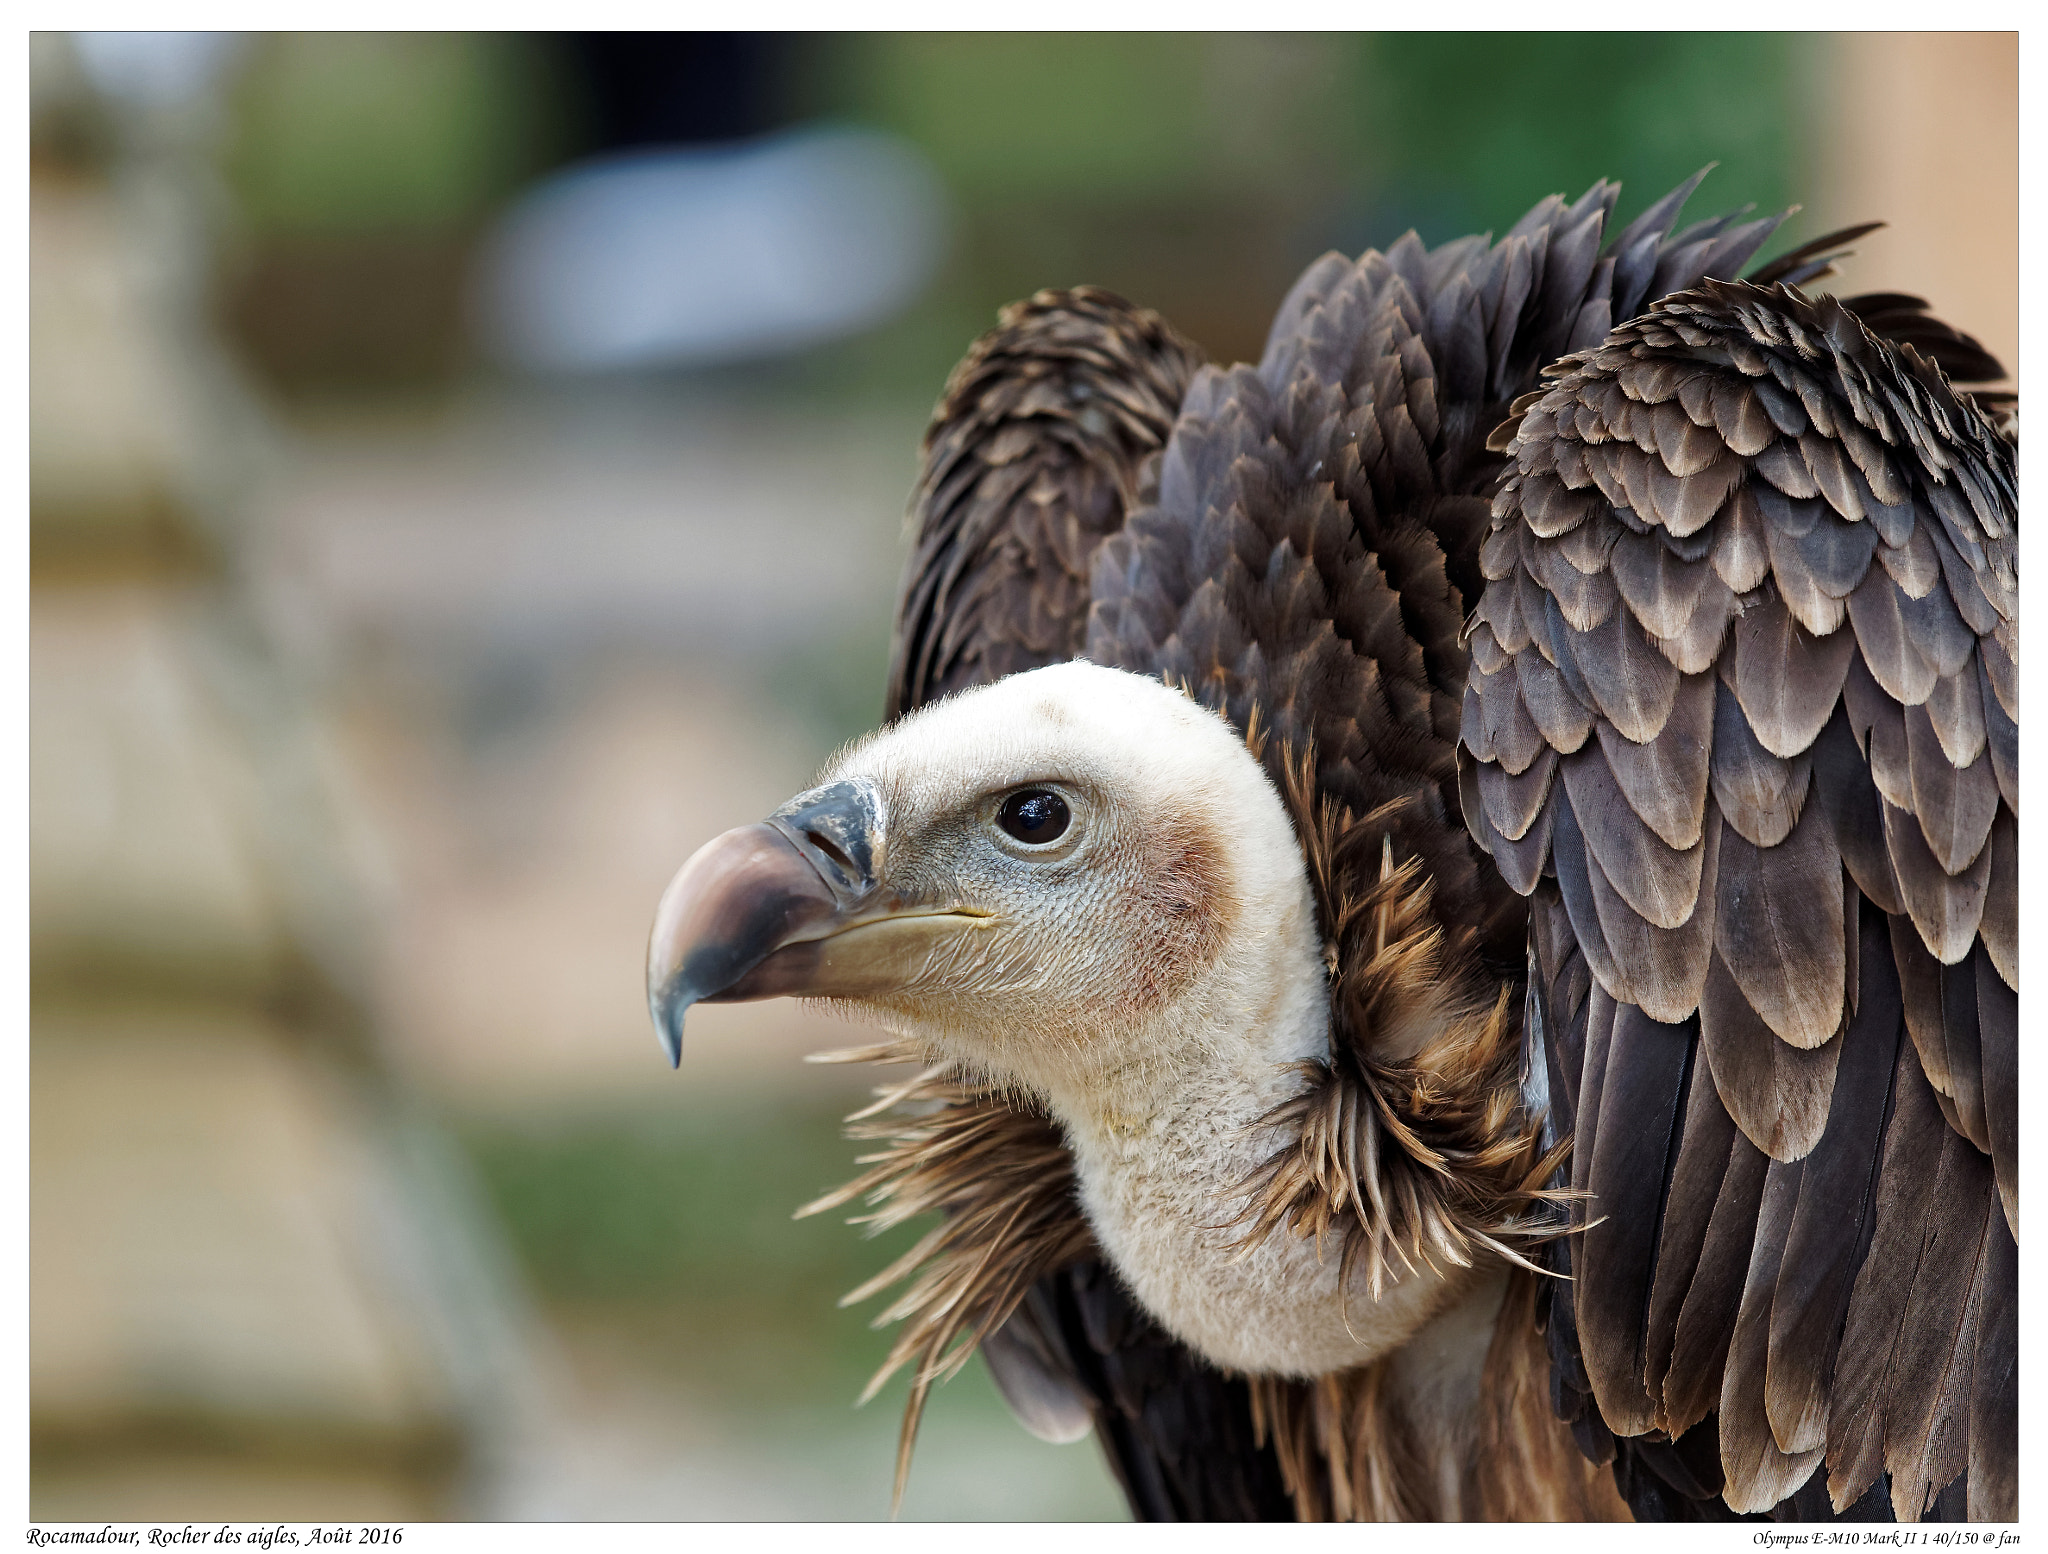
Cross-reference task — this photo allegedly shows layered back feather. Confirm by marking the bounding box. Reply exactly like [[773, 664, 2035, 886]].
[[1469, 276, 2016, 1522]]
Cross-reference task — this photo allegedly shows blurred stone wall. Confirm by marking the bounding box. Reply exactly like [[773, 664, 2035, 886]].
[[29, 34, 544, 1520]]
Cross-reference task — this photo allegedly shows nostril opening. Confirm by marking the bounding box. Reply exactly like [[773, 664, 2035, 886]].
[[805, 829, 858, 877]]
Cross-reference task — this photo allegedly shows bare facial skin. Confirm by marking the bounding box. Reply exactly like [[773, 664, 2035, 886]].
[[803, 665, 1288, 1107]]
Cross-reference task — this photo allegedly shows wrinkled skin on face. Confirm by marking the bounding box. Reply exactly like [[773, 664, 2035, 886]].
[[816, 670, 1269, 1093]]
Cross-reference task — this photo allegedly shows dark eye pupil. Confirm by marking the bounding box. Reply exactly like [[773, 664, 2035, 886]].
[[998, 790, 1070, 844]]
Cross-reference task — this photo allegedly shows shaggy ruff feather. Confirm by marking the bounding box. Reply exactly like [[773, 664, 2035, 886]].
[[796, 1051, 1090, 1511], [801, 732, 1596, 1519], [1232, 746, 1571, 1307]]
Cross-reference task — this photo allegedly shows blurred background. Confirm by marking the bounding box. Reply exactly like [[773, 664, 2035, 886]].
[[28, 31, 2017, 1522]]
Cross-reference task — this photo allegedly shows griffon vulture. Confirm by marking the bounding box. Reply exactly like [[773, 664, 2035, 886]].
[[646, 173, 2018, 1522]]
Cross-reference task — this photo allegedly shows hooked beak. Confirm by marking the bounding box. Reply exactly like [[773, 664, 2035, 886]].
[[645, 780, 991, 1067]]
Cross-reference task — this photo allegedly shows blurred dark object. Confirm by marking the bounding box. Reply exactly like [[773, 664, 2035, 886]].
[[555, 32, 798, 151], [223, 234, 478, 391], [475, 34, 947, 377]]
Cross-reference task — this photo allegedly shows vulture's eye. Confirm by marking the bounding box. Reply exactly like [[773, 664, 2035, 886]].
[[996, 789, 1070, 846]]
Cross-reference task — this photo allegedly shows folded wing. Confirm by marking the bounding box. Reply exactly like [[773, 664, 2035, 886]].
[[1463, 279, 2018, 1520]]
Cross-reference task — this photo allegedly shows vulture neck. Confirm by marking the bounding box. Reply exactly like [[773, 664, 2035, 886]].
[[1025, 927, 1519, 1516], [1025, 871, 1488, 1389]]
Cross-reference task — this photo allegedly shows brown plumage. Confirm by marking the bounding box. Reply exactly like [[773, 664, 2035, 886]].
[[1244, 1279, 1628, 1521], [887, 287, 1204, 716], [750, 174, 2016, 1521], [1471, 273, 2017, 1518]]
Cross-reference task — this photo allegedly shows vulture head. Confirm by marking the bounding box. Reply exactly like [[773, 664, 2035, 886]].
[[648, 661, 1328, 1118], [647, 655, 1482, 1375], [646, 662, 1483, 1378]]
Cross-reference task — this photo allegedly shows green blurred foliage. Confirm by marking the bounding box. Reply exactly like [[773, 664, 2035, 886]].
[[461, 1096, 924, 1405], [823, 33, 1351, 201], [787, 32, 1810, 397], [224, 32, 567, 236], [1354, 33, 1812, 248], [823, 34, 1240, 202], [221, 32, 1814, 245], [817, 32, 1807, 235]]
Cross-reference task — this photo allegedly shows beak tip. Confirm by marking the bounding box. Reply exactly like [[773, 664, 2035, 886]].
[[651, 985, 688, 1069]]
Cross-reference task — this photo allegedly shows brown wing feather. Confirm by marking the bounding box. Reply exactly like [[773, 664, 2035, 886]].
[[1465, 278, 2018, 1519], [886, 287, 1202, 718]]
